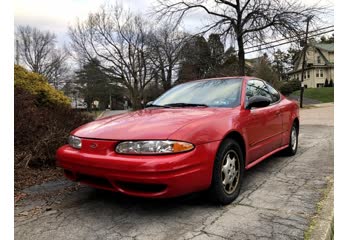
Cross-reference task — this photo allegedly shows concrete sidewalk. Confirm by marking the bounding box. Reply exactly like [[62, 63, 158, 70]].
[[300, 103, 334, 126]]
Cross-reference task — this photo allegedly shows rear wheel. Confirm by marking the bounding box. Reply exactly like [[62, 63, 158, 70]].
[[209, 139, 244, 205], [284, 122, 298, 156]]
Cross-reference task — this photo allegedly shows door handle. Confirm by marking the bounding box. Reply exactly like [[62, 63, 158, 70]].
[[275, 111, 281, 116]]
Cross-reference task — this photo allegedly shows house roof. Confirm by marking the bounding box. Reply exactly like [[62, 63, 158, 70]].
[[290, 42, 334, 73], [314, 43, 334, 52]]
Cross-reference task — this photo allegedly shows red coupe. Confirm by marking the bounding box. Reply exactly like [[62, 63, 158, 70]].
[[56, 77, 299, 204]]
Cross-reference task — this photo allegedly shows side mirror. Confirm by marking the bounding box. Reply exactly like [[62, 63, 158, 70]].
[[146, 101, 154, 107], [246, 96, 271, 109]]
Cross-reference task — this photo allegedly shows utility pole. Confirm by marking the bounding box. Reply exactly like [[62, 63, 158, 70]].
[[300, 15, 313, 108]]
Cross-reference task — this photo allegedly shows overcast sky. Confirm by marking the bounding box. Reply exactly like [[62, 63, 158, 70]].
[[14, 0, 334, 57]]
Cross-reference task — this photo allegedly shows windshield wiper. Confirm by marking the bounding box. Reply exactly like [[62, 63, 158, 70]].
[[164, 103, 208, 108], [145, 104, 170, 108]]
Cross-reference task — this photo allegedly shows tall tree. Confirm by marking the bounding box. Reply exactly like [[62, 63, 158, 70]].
[[219, 47, 240, 76], [252, 54, 279, 85], [69, 5, 155, 109], [177, 35, 211, 82], [207, 34, 225, 77], [16, 25, 68, 88], [320, 34, 334, 43], [75, 59, 107, 110], [155, 0, 325, 75], [75, 59, 122, 110], [147, 25, 188, 91], [272, 49, 293, 81]]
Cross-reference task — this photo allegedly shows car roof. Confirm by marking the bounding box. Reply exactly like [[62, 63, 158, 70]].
[[184, 76, 255, 82]]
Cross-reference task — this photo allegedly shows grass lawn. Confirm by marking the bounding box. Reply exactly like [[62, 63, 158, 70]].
[[292, 87, 334, 103]]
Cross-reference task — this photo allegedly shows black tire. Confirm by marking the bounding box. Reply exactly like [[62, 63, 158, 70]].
[[209, 138, 244, 205], [283, 121, 299, 156]]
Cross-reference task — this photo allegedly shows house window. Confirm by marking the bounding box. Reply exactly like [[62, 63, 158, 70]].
[[316, 69, 324, 78], [307, 71, 310, 78], [317, 56, 321, 64]]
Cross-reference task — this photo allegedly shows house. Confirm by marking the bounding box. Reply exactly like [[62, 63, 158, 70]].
[[288, 41, 334, 88]]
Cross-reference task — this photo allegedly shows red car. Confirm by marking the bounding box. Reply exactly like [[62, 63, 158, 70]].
[[56, 77, 299, 204]]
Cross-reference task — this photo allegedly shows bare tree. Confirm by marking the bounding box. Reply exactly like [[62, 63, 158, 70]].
[[154, 0, 326, 75], [147, 25, 188, 91], [16, 25, 68, 87], [69, 5, 155, 109]]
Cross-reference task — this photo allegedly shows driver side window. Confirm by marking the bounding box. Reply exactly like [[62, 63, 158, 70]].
[[246, 80, 272, 101], [265, 82, 281, 103]]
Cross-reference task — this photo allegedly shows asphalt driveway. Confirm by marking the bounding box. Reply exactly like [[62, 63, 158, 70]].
[[15, 104, 334, 240]]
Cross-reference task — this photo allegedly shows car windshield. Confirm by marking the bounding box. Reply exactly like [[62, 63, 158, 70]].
[[153, 78, 242, 108]]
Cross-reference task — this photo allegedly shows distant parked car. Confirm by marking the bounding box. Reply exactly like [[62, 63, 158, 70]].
[[56, 77, 299, 204]]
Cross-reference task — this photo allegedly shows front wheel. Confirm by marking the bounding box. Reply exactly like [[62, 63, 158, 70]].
[[209, 139, 244, 205], [283, 122, 298, 156]]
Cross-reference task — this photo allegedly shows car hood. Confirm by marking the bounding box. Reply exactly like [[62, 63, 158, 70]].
[[72, 108, 228, 140]]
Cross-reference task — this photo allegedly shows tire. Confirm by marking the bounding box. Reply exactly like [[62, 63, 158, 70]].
[[209, 138, 244, 205], [283, 122, 299, 156]]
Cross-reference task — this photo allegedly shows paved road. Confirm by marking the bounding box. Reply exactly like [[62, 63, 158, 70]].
[[15, 105, 334, 240]]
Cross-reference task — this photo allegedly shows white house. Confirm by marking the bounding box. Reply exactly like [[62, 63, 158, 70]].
[[288, 41, 334, 88]]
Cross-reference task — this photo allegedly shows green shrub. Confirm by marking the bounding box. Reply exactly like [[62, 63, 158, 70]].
[[279, 79, 301, 96], [14, 65, 71, 106], [329, 79, 334, 87]]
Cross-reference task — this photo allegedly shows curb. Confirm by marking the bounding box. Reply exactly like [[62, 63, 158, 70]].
[[308, 179, 334, 240]]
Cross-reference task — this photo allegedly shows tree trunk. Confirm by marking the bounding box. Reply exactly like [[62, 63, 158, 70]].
[[130, 90, 142, 110], [164, 68, 172, 91], [237, 35, 245, 76]]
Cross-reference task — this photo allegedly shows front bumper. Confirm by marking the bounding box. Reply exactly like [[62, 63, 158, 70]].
[[56, 139, 220, 198]]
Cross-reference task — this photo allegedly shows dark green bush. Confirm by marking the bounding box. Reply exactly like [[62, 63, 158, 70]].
[[279, 79, 301, 96], [329, 79, 334, 87]]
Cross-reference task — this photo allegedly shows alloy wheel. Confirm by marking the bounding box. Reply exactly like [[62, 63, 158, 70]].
[[291, 126, 297, 151], [221, 150, 240, 195]]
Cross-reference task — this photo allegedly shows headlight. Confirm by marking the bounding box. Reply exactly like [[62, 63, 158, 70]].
[[68, 135, 82, 149], [115, 140, 194, 154]]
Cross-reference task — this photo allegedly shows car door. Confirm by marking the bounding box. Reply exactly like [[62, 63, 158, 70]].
[[263, 81, 283, 151], [244, 80, 283, 163]]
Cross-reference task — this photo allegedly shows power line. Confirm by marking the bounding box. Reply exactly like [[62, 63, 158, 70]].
[[244, 25, 334, 51], [245, 29, 334, 54]]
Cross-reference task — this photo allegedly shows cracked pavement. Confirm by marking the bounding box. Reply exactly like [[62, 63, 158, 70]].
[[15, 105, 334, 240]]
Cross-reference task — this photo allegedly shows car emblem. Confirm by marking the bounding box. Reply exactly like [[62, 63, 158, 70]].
[[90, 143, 98, 149]]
